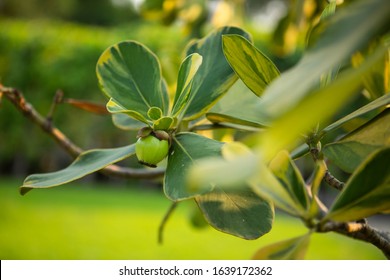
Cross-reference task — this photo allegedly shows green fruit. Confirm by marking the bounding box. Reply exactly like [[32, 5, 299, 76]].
[[135, 134, 169, 167]]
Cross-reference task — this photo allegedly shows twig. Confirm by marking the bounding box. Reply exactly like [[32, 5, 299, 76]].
[[158, 202, 178, 244], [0, 85, 165, 179], [318, 220, 390, 259]]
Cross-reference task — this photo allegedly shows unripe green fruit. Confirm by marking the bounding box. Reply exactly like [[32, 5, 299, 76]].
[[135, 134, 169, 168]]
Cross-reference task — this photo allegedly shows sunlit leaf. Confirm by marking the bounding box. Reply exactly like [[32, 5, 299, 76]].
[[196, 188, 274, 240], [20, 145, 136, 195], [252, 234, 311, 260], [97, 41, 169, 120], [164, 133, 224, 201], [222, 34, 279, 97], [260, 0, 390, 119], [182, 26, 251, 120], [171, 53, 203, 117], [323, 109, 390, 172], [325, 146, 390, 222]]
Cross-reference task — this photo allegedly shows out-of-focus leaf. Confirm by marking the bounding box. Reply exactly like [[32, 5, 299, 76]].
[[269, 150, 310, 213], [196, 188, 274, 240], [164, 133, 224, 201], [96, 41, 169, 120], [252, 234, 311, 260], [325, 146, 390, 222], [207, 80, 271, 128], [222, 34, 279, 97], [171, 53, 203, 117], [20, 145, 136, 195], [323, 109, 390, 173], [351, 41, 390, 100], [260, 0, 390, 119], [322, 93, 390, 134], [182, 26, 251, 120]]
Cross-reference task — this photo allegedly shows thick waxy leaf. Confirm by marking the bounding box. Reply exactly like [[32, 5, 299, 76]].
[[222, 34, 279, 97], [322, 93, 390, 134], [164, 133, 224, 201], [269, 150, 310, 214], [97, 41, 169, 120], [182, 26, 251, 120], [171, 53, 203, 117], [152, 116, 175, 130], [147, 107, 163, 120], [207, 80, 272, 128], [20, 145, 136, 195], [112, 114, 145, 130], [325, 146, 390, 222], [106, 98, 151, 125], [196, 188, 274, 240], [259, 0, 390, 119], [323, 109, 390, 173], [252, 234, 311, 260]]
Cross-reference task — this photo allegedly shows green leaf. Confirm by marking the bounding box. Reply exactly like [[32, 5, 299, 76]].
[[222, 34, 279, 97], [252, 234, 311, 260], [164, 133, 224, 201], [259, 0, 390, 119], [325, 146, 390, 222], [207, 80, 271, 128], [97, 41, 169, 120], [112, 114, 145, 130], [182, 26, 251, 120], [322, 93, 390, 134], [147, 107, 163, 120], [152, 116, 175, 130], [106, 98, 150, 125], [196, 188, 274, 240], [20, 145, 136, 195], [269, 150, 310, 213], [171, 53, 203, 117], [323, 109, 390, 173]]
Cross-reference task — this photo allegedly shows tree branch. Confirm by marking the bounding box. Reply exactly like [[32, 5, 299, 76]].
[[0, 85, 165, 179], [318, 220, 390, 259]]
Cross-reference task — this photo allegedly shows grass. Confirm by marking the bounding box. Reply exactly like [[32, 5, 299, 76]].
[[0, 177, 385, 260]]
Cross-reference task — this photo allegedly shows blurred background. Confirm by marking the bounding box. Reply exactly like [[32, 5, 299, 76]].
[[0, 0, 386, 259]]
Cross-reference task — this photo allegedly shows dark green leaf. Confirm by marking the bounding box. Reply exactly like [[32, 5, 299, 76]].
[[20, 145, 136, 195], [222, 34, 279, 97], [323, 109, 390, 173], [182, 26, 251, 120], [196, 188, 274, 239], [252, 234, 311, 260], [325, 146, 390, 221], [164, 133, 224, 201], [97, 41, 169, 120]]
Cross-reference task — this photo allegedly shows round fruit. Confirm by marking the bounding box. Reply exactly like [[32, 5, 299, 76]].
[[135, 134, 169, 167]]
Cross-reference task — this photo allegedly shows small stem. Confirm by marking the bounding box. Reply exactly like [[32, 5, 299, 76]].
[[158, 202, 178, 244]]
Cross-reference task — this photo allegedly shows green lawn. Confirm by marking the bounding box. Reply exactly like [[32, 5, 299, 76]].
[[0, 177, 385, 260]]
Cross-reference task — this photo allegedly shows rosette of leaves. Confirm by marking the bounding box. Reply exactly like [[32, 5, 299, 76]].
[[19, 26, 275, 240]]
